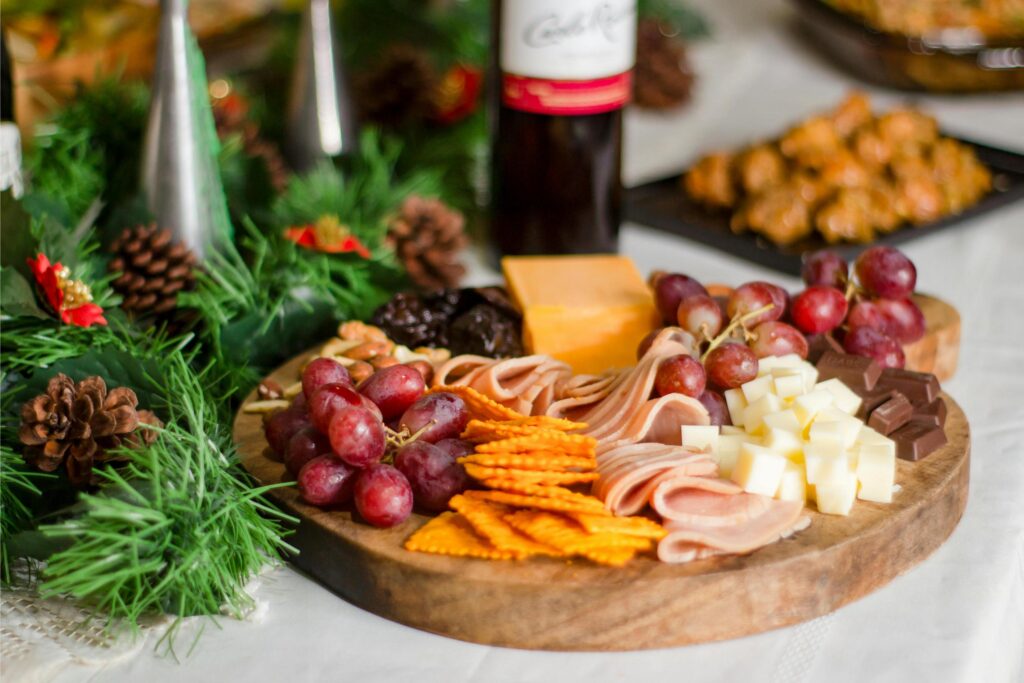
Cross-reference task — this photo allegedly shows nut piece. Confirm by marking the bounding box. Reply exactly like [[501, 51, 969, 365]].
[[338, 321, 389, 343], [369, 355, 400, 370], [243, 399, 291, 415], [348, 361, 374, 385], [320, 338, 362, 357], [405, 360, 434, 384], [414, 347, 451, 364], [258, 379, 284, 401], [345, 340, 394, 361]]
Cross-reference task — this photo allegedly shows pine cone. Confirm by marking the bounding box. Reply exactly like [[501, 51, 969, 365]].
[[109, 224, 197, 321], [19, 374, 162, 487], [387, 196, 467, 290], [634, 19, 695, 110], [354, 44, 438, 128]]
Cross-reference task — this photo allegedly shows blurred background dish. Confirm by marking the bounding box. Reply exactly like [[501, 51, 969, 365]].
[[791, 0, 1024, 92]]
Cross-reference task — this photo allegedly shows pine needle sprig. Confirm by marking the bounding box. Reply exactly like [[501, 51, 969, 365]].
[[38, 350, 295, 633]]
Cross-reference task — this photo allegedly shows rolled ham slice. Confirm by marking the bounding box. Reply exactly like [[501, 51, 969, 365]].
[[657, 497, 810, 563], [595, 443, 717, 516]]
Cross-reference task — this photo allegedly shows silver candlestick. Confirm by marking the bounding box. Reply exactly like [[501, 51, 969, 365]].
[[141, 0, 232, 259], [284, 0, 358, 173]]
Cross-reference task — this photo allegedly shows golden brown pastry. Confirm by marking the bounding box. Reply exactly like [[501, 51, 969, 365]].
[[815, 188, 875, 243], [819, 149, 872, 189], [736, 144, 787, 195], [684, 152, 737, 209], [734, 185, 814, 245], [895, 175, 946, 224], [830, 91, 873, 139], [780, 116, 843, 168]]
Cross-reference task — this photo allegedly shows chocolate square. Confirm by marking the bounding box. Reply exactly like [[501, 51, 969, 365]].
[[891, 422, 948, 461], [877, 368, 940, 406], [868, 392, 913, 436], [911, 398, 947, 428], [815, 351, 882, 392], [807, 335, 845, 365]]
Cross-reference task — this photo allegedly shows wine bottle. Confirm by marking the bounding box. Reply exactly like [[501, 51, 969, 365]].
[[490, 0, 636, 256], [1, 30, 23, 198]]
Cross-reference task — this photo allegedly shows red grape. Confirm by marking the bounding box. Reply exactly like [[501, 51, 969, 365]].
[[354, 464, 414, 527], [875, 298, 926, 344], [655, 274, 708, 323], [434, 438, 475, 460], [749, 321, 809, 359], [697, 390, 730, 426], [843, 326, 906, 368], [358, 365, 426, 420], [399, 393, 469, 443], [290, 393, 308, 412], [394, 441, 470, 511], [297, 456, 357, 507], [704, 343, 759, 389], [855, 246, 916, 299], [328, 406, 386, 467], [264, 409, 311, 458], [676, 295, 723, 339], [762, 283, 790, 319], [284, 426, 332, 476], [791, 286, 849, 334], [308, 383, 363, 433], [727, 282, 784, 326], [802, 251, 848, 288], [847, 299, 885, 331], [654, 355, 706, 398], [302, 357, 351, 399]]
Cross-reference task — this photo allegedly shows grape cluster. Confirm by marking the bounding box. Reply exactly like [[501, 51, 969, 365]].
[[796, 246, 923, 367], [646, 244, 923, 425], [264, 357, 472, 527]]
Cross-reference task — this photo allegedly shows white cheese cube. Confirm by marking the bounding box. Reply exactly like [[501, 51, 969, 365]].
[[793, 390, 835, 429], [715, 434, 754, 478], [731, 443, 788, 496], [762, 409, 801, 434], [773, 373, 806, 400], [815, 378, 863, 415], [856, 443, 896, 503], [775, 460, 807, 503], [721, 425, 746, 435], [743, 393, 783, 436], [803, 441, 848, 485], [800, 364, 820, 393], [764, 427, 803, 459], [808, 414, 861, 449], [856, 426, 894, 451], [757, 353, 803, 376], [815, 471, 859, 515], [741, 375, 774, 403], [680, 425, 719, 452], [724, 389, 748, 427]]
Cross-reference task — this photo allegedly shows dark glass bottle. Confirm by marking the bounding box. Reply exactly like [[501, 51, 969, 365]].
[[490, 0, 636, 256]]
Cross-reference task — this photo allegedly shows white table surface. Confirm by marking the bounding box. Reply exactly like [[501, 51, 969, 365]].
[[61, 0, 1024, 681]]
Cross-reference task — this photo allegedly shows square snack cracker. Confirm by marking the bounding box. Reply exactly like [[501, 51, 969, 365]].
[[462, 421, 567, 443], [459, 452, 595, 471], [476, 433, 597, 456], [404, 512, 518, 560], [480, 478, 603, 504], [464, 489, 609, 515], [504, 510, 654, 553], [428, 385, 524, 421], [463, 463, 599, 486], [564, 512, 667, 540], [449, 495, 562, 557]]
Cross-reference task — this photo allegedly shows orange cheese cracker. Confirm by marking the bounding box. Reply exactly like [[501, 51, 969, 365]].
[[504, 415, 588, 432], [428, 385, 524, 421], [463, 463, 598, 486], [479, 479, 602, 505], [458, 452, 595, 471], [464, 489, 609, 515], [449, 495, 562, 557], [564, 512, 667, 540], [504, 510, 654, 553], [404, 512, 518, 560], [576, 545, 639, 568], [476, 432, 597, 456]]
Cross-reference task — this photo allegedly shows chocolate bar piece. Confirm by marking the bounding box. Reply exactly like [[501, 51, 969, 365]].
[[807, 335, 845, 365], [891, 422, 948, 461], [911, 398, 947, 428], [857, 389, 896, 421], [816, 351, 882, 392], [868, 392, 913, 435], [876, 368, 940, 405]]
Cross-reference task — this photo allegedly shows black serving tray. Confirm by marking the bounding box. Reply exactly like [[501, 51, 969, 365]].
[[624, 139, 1024, 276]]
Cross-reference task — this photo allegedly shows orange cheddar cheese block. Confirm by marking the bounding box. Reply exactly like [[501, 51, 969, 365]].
[[502, 255, 660, 375]]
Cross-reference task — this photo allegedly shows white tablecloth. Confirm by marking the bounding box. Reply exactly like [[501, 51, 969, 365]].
[[48, 1, 1024, 681]]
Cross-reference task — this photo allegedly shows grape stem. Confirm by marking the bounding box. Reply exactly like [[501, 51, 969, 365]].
[[701, 303, 775, 362], [383, 421, 435, 462]]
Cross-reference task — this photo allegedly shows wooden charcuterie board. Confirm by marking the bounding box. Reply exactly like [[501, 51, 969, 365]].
[[233, 351, 970, 651], [905, 294, 960, 382]]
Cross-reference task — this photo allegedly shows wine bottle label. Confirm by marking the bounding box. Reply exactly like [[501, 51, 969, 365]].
[[500, 0, 636, 115], [0, 123, 23, 198]]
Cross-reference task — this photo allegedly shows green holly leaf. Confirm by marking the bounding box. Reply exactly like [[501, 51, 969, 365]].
[[0, 268, 49, 320], [0, 191, 36, 280]]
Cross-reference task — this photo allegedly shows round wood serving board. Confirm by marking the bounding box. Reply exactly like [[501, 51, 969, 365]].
[[233, 351, 970, 651], [905, 294, 960, 382]]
